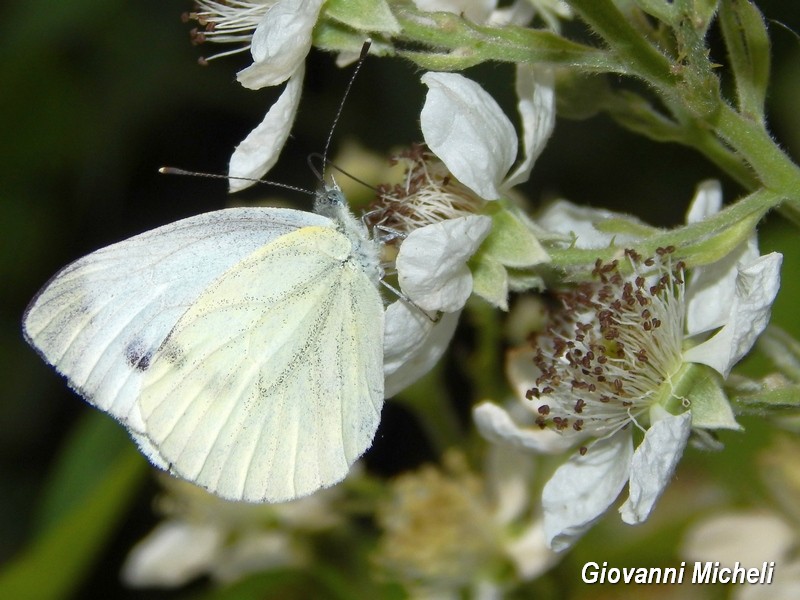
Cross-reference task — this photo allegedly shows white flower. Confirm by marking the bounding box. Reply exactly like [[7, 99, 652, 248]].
[[121, 474, 343, 588], [377, 66, 554, 394], [382, 215, 492, 396], [420, 66, 555, 201], [474, 182, 782, 551], [683, 512, 800, 600], [226, 0, 324, 191], [184, 1, 322, 191], [374, 450, 559, 597]]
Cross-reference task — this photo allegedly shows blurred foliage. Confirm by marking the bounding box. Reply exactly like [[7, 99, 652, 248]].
[[2, 1, 799, 598]]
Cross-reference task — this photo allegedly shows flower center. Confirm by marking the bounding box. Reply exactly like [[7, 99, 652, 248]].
[[365, 145, 486, 239], [184, 1, 272, 64], [527, 248, 686, 438]]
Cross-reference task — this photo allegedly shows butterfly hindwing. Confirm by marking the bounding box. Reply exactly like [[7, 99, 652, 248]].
[[139, 225, 384, 502]]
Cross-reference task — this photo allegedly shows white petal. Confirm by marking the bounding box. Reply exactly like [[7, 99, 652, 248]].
[[542, 432, 634, 552], [619, 412, 691, 524], [504, 65, 555, 189], [684, 252, 782, 377], [396, 215, 492, 312], [504, 520, 559, 580], [485, 442, 534, 525], [383, 301, 460, 397], [685, 180, 722, 224], [228, 65, 304, 192], [683, 511, 795, 566], [236, 0, 323, 90], [212, 532, 297, 582], [473, 401, 578, 454], [685, 236, 761, 335], [121, 521, 222, 588], [535, 200, 642, 249], [421, 72, 517, 200]]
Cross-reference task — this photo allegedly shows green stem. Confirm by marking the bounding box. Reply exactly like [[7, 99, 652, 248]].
[[565, 0, 677, 88], [713, 102, 800, 204], [547, 187, 783, 271]]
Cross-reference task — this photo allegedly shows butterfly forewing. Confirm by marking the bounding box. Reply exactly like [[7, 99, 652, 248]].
[[139, 225, 384, 502], [23, 208, 330, 434]]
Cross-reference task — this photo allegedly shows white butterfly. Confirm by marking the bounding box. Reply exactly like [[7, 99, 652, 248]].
[[23, 186, 384, 503]]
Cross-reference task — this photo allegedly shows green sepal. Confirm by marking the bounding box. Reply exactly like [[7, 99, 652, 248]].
[[471, 256, 509, 310], [685, 364, 742, 430], [480, 201, 550, 268], [325, 0, 401, 34], [314, 19, 395, 56], [469, 202, 549, 309]]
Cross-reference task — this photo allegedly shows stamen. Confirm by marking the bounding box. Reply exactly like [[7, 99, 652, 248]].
[[183, 1, 272, 62], [525, 249, 686, 438], [365, 145, 486, 237]]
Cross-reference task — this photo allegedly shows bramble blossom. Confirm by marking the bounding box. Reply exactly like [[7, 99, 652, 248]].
[[475, 182, 782, 550]]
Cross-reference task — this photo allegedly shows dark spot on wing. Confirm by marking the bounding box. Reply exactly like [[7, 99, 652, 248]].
[[125, 339, 153, 371]]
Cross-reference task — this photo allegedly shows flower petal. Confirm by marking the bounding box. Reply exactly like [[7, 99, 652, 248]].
[[505, 520, 560, 580], [236, 0, 324, 90], [504, 65, 555, 189], [228, 65, 304, 192], [684, 252, 782, 377], [685, 179, 722, 224], [619, 411, 691, 524], [213, 531, 296, 582], [383, 301, 460, 397], [542, 431, 633, 551], [397, 215, 492, 312], [683, 511, 796, 566], [535, 200, 645, 249], [485, 441, 534, 525], [121, 521, 222, 588], [421, 72, 517, 200], [473, 401, 577, 454]]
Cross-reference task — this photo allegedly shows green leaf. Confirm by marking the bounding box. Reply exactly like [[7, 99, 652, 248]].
[[0, 440, 147, 600], [718, 0, 770, 122]]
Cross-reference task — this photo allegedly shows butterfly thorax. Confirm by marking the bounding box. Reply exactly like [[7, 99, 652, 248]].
[[314, 186, 383, 286]]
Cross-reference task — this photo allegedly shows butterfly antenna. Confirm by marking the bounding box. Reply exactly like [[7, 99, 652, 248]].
[[159, 167, 314, 197], [320, 40, 372, 183], [307, 153, 380, 193]]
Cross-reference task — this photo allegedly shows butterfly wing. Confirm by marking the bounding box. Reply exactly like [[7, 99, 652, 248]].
[[139, 225, 384, 502], [23, 207, 330, 437]]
